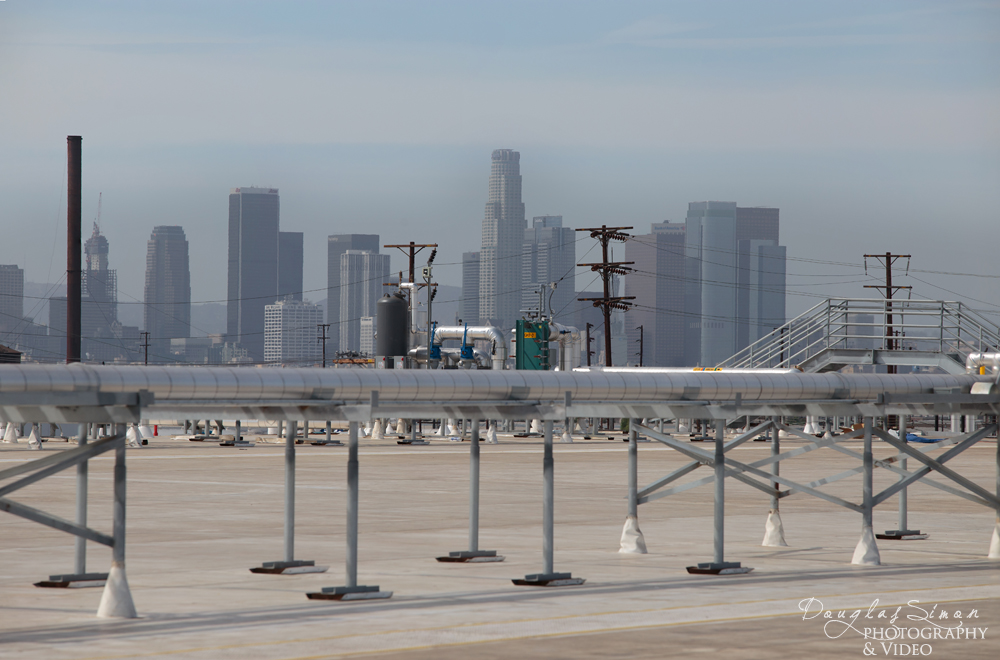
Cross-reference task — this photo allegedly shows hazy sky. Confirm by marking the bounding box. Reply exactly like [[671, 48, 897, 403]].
[[1, 0, 998, 325]]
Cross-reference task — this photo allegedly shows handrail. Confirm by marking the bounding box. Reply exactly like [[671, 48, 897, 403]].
[[720, 299, 1000, 369]]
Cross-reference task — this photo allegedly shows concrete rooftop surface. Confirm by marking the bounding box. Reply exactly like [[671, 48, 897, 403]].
[[1, 430, 998, 659]]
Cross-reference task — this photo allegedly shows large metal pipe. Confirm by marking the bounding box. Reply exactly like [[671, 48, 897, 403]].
[[0, 365, 986, 407], [432, 326, 508, 370], [966, 352, 1000, 377], [66, 136, 82, 364]]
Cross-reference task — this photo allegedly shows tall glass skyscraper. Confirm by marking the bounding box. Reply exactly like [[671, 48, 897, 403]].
[[479, 149, 525, 328], [143, 226, 191, 362], [327, 234, 380, 352], [227, 187, 280, 361]]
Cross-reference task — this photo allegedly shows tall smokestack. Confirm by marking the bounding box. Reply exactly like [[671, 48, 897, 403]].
[[67, 136, 82, 363]]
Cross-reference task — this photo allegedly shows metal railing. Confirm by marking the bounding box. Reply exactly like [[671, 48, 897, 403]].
[[720, 299, 1000, 370]]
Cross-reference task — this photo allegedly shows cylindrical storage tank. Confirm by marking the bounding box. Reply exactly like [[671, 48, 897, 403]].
[[376, 293, 409, 359]]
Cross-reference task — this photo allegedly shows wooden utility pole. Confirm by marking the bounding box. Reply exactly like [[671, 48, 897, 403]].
[[863, 252, 912, 375], [636, 325, 644, 367], [139, 331, 150, 365], [585, 322, 595, 367], [318, 323, 331, 367], [577, 226, 635, 367], [384, 242, 438, 283]]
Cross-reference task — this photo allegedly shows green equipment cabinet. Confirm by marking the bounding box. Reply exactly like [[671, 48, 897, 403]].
[[515, 320, 550, 370]]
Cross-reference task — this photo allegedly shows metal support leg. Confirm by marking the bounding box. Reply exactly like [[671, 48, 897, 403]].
[[75, 425, 88, 574], [852, 417, 881, 565], [879, 415, 926, 540], [989, 429, 1000, 559], [37, 424, 110, 589], [543, 419, 554, 574], [251, 420, 325, 575], [437, 419, 503, 562], [763, 417, 787, 547], [235, 420, 241, 442], [513, 419, 584, 586], [97, 426, 136, 618], [284, 421, 296, 563], [688, 420, 751, 574], [713, 420, 725, 565], [346, 421, 358, 587], [619, 420, 647, 553], [307, 421, 390, 600]]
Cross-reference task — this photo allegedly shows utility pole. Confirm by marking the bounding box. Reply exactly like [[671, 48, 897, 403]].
[[585, 322, 595, 367], [318, 323, 331, 368], [139, 331, 150, 365], [577, 226, 635, 367], [636, 325, 644, 367], [384, 242, 438, 284], [863, 252, 912, 375]]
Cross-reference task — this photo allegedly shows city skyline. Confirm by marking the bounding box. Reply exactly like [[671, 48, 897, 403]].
[[2, 1, 995, 324]]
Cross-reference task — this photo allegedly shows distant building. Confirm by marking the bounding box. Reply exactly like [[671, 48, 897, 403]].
[[278, 231, 304, 302], [327, 235, 381, 352], [264, 299, 323, 364], [359, 316, 375, 357], [0, 264, 24, 333], [227, 187, 280, 362], [84, 223, 117, 322], [143, 226, 191, 362], [683, 202, 786, 366], [339, 250, 390, 354], [460, 252, 480, 325], [625, 222, 686, 366], [0, 343, 22, 364], [479, 149, 526, 328], [522, 216, 575, 321]]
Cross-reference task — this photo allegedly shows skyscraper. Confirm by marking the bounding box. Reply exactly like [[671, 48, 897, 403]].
[[624, 222, 685, 366], [460, 251, 480, 325], [278, 231, 304, 302], [327, 234, 380, 352], [227, 187, 280, 361], [683, 203, 786, 366], [264, 299, 323, 364], [84, 223, 117, 323], [143, 226, 191, 362], [339, 250, 390, 353], [479, 149, 525, 329], [522, 215, 575, 321], [684, 202, 738, 367], [0, 264, 24, 334]]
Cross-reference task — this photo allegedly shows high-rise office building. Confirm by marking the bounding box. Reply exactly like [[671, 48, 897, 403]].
[[278, 231, 304, 302], [479, 149, 526, 328], [264, 299, 323, 365], [624, 223, 686, 366], [684, 202, 738, 366], [522, 216, 576, 321], [683, 203, 786, 366], [339, 250, 390, 354], [461, 252, 480, 326], [227, 187, 280, 361], [143, 226, 191, 362], [84, 223, 117, 322], [359, 316, 375, 357], [0, 264, 24, 334], [327, 234, 380, 352]]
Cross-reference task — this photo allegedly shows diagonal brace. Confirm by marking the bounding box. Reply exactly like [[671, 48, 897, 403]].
[[873, 425, 997, 508], [0, 434, 117, 483], [0, 436, 119, 499], [0, 497, 113, 546]]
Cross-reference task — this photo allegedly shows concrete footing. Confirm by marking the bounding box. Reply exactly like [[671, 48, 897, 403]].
[[618, 515, 647, 554], [762, 509, 788, 547], [851, 527, 881, 566], [96, 564, 137, 618]]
